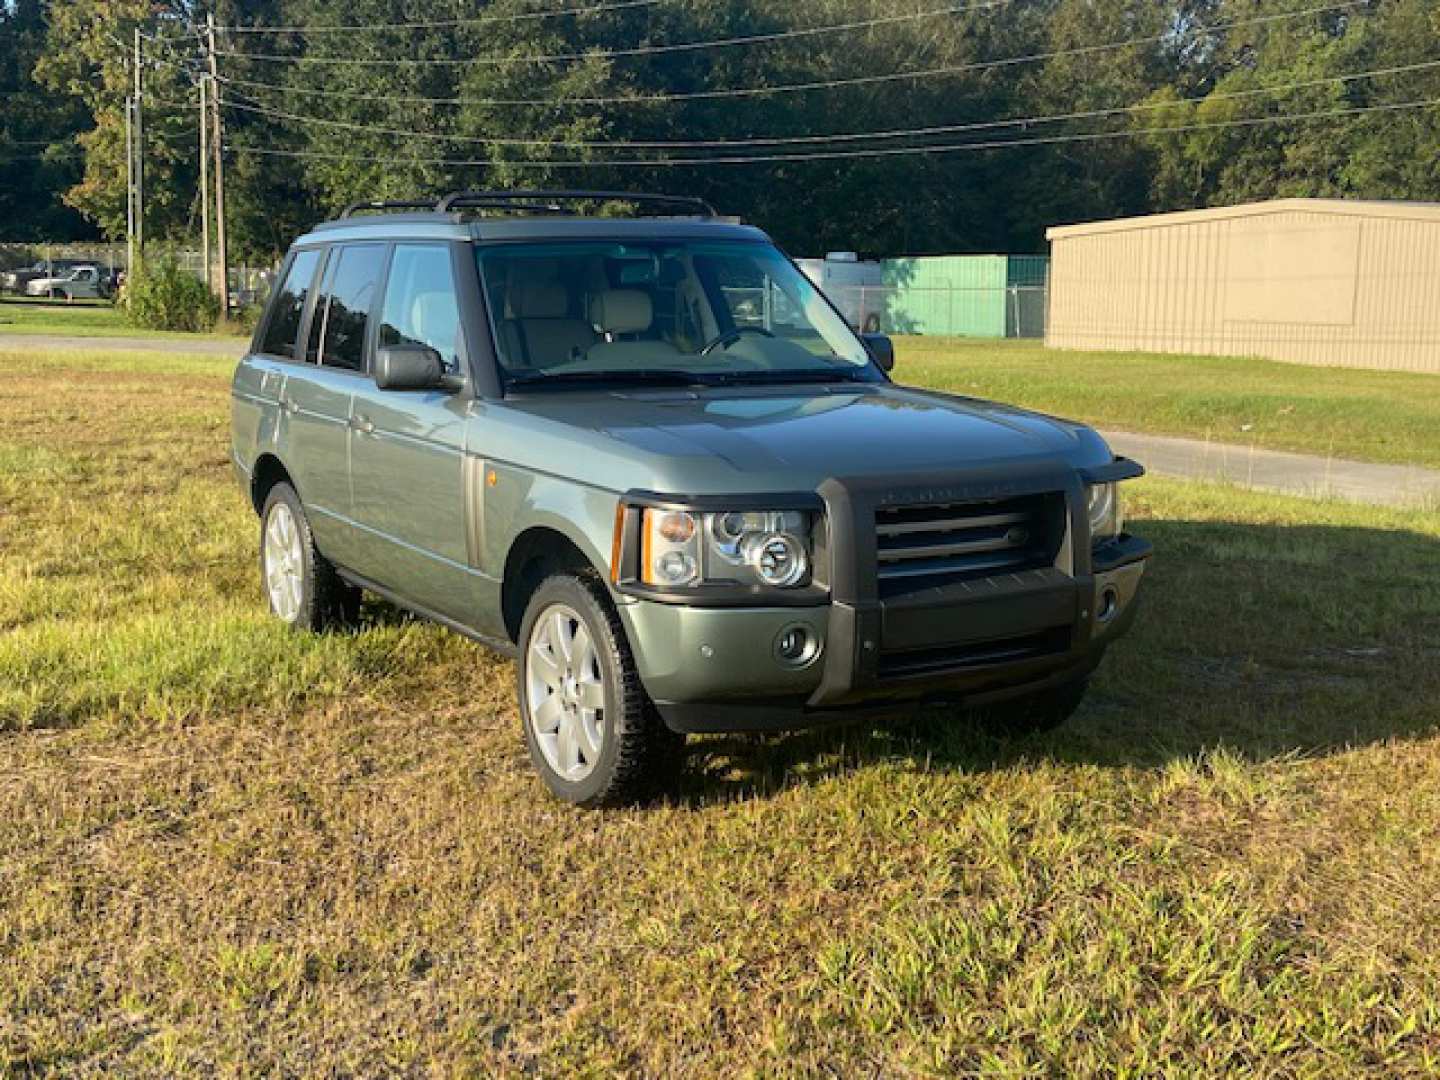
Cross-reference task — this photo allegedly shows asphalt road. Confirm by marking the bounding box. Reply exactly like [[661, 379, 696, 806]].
[[0, 333, 247, 356]]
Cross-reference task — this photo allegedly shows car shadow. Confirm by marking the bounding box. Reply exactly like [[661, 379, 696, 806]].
[[671, 517, 1440, 804]]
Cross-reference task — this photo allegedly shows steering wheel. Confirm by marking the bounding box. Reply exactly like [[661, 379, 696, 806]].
[[698, 325, 775, 356]]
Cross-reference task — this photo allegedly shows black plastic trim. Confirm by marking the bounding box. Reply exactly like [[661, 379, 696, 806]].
[[336, 566, 517, 657], [1091, 533, 1153, 574], [1081, 456, 1146, 485]]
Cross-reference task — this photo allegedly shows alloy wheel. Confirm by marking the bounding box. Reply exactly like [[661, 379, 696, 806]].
[[525, 603, 607, 781]]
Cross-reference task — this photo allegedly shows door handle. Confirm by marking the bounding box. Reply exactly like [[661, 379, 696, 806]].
[[350, 415, 375, 435]]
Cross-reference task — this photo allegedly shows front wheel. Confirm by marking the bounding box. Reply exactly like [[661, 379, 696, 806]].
[[517, 573, 682, 807], [259, 482, 360, 631]]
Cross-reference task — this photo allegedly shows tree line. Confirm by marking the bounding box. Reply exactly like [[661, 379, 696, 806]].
[[4, 0, 1438, 262]]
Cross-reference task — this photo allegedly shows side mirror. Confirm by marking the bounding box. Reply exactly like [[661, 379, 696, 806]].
[[375, 345, 446, 391], [862, 333, 894, 373]]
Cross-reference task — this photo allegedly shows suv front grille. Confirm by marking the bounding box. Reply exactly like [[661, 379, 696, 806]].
[[874, 493, 1063, 595]]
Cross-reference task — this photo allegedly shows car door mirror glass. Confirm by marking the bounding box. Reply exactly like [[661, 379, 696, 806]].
[[375, 345, 448, 391]]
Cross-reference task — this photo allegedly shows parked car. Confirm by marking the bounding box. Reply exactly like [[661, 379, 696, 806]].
[[24, 264, 111, 301], [3, 258, 85, 294], [231, 189, 1151, 806]]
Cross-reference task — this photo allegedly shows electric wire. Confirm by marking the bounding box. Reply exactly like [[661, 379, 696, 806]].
[[222, 94, 1440, 168], [214, 1, 1012, 67], [216, 57, 1440, 151]]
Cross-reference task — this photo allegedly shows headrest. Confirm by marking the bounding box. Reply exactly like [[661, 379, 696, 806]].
[[510, 281, 568, 319], [589, 289, 652, 334]]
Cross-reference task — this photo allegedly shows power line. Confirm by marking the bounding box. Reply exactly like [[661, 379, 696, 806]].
[[217, 57, 1440, 151], [224, 95, 1440, 169], [209, 1, 1363, 106], [215, 0, 669, 35], [215, 1, 1011, 67]]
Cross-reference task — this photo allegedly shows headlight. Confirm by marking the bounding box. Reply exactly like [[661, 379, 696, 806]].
[[1086, 482, 1122, 543], [640, 507, 814, 590]]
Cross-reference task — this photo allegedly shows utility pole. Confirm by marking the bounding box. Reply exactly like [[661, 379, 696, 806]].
[[124, 94, 135, 273], [133, 28, 143, 262], [206, 13, 229, 315], [200, 75, 211, 295]]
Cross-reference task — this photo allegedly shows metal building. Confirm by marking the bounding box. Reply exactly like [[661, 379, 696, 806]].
[[1045, 198, 1440, 373]]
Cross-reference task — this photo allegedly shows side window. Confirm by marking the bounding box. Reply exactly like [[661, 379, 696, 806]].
[[378, 245, 462, 374], [308, 243, 385, 372], [260, 249, 321, 360]]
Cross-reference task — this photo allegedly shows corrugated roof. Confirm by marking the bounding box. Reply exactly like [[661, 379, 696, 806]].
[[1045, 198, 1440, 240]]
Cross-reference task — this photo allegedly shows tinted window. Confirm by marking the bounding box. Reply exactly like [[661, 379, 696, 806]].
[[379, 245, 461, 374], [260, 249, 321, 360], [311, 243, 385, 372]]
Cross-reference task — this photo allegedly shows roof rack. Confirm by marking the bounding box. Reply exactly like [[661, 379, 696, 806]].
[[338, 198, 442, 219], [437, 189, 718, 217], [337, 189, 719, 220]]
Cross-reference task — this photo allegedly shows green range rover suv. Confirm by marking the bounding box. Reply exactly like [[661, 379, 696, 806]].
[[231, 190, 1151, 806]]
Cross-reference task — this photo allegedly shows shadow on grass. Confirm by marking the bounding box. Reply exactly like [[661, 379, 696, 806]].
[[673, 517, 1440, 804]]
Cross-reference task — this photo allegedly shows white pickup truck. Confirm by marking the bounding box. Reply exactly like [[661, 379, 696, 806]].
[[25, 264, 111, 301]]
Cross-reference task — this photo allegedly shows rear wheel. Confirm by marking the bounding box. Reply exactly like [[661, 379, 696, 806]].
[[975, 675, 1089, 736], [517, 573, 683, 807], [259, 482, 360, 631]]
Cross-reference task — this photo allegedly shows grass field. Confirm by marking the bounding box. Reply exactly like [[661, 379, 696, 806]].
[[901, 337, 1440, 470], [4, 348, 1440, 1073], [0, 296, 238, 340]]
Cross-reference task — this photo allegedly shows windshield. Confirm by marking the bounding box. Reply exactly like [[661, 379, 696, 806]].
[[477, 239, 877, 386]]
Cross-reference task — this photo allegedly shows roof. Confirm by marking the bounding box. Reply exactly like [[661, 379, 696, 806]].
[[1045, 198, 1440, 241], [295, 213, 769, 248]]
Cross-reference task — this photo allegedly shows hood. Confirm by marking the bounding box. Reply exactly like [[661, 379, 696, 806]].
[[500, 382, 1113, 493]]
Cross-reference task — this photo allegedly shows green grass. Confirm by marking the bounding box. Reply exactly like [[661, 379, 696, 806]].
[[4, 348, 1440, 1073], [901, 337, 1440, 469], [0, 296, 238, 339]]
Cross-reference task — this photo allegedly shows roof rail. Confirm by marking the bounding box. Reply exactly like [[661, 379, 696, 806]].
[[339, 199, 444, 219], [436, 189, 718, 217]]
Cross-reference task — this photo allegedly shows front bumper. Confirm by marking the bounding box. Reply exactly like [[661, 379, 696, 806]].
[[617, 460, 1152, 734]]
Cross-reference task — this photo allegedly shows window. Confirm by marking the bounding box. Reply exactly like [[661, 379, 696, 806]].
[[308, 244, 385, 372], [476, 240, 871, 379], [260, 248, 321, 360], [378, 245, 462, 374]]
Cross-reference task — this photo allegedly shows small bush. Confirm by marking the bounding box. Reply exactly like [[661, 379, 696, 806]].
[[124, 255, 220, 333]]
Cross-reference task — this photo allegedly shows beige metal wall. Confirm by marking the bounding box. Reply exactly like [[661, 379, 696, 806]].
[[1045, 199, 1440, 373]]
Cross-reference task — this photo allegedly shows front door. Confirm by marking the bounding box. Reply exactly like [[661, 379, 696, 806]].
[[348, 243, 475, 622]]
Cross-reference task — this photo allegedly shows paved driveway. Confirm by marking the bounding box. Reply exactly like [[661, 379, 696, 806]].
[[0, 333, 247, 357]]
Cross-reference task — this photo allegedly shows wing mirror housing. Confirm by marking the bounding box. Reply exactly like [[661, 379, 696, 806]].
[[862, 333, 895, 373], [375, 345, 458, 391]]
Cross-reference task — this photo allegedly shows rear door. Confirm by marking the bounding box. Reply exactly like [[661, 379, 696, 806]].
[[275, 242, 385, 568], [347, 242, 474, 620]]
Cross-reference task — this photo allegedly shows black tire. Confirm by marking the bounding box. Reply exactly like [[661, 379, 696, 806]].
[[258, 482, 360, 632], [516, 572, 683, 807], [975, 675, 1090, 737]]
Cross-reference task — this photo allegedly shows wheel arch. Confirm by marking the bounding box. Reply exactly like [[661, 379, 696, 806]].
[[250, 453, 294, 516], [501, 526, 604, 644]]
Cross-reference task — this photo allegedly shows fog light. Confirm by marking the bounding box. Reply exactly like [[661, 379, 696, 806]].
[[773, 622, 822, 668]]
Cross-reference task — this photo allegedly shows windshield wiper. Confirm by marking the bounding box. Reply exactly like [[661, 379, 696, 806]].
[[506, 369, 717, 389], [710, 368, 869, 386]]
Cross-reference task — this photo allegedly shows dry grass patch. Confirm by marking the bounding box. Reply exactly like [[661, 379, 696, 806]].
[[3, 349, 1440, 1074]]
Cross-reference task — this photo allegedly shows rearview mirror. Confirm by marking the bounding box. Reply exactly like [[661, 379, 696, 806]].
[[375, 345, 446, 391], [862, 333, 894, 373]]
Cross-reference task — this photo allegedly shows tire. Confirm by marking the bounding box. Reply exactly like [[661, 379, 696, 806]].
[[49, 289, 62, 301], [975, 675, 1090, 737], [258, 482, 360, 632], [517, 572, 683, 807]]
